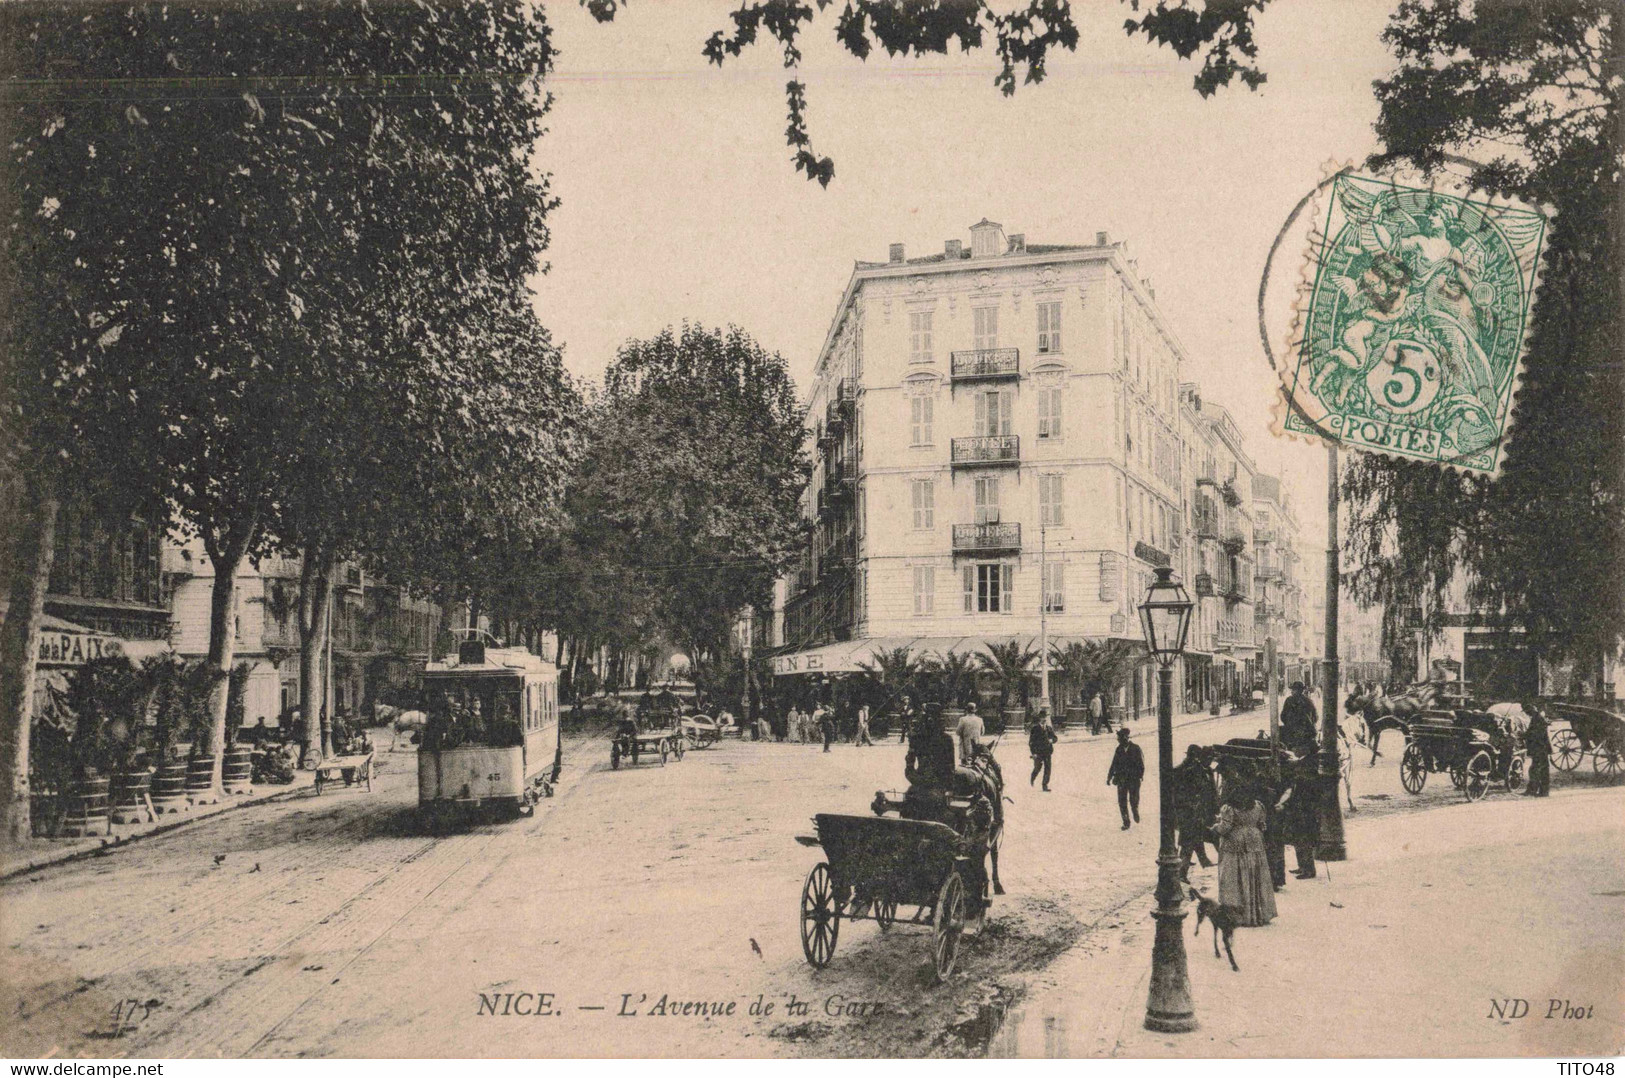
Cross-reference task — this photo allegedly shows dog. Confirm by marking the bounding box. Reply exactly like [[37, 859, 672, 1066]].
[[1188, 886, 1239, 972]]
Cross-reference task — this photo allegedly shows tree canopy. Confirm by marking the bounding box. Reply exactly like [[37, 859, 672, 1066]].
[[1344, 0, 1622, 673]]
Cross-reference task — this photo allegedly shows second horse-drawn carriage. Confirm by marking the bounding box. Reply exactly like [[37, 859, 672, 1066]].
[[1399, 709, 1525, 801], [796, 730, 1004, 983], [1547, 702, 1625, 779]]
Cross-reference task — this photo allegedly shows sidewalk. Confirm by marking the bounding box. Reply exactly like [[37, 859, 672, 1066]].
[[992, 782, 1625, 1058]]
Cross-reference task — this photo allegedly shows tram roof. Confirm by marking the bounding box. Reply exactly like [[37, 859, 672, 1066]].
[[423, 647, 555, 678]]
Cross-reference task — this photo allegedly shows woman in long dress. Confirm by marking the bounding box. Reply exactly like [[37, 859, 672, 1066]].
[[1213, 783, 1277, 926]]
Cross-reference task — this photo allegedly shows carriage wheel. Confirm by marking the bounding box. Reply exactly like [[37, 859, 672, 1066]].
[[658, 739, 669, 765], [610, 744, 621, 770], [1593, 745, 1622, 780], [1399, 743, 1427, 794], [932, 871, 966, 983], [1464, 750, 1493, 802], [1551, 729, 1584, 772], [1504, 753, 1525, 793], [799, 863, 840, 968], [672, 735, 686, 761], [874, 894, 897, 933]]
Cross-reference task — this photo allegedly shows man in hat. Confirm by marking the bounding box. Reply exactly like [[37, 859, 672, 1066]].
[[956, 701, 986, 765], [1280, 681, 1319, 757], [1028, 707, 1058, 791], [1173, 744, 1217, 877], [1523, 704, 1552, 797], [1106, 727, 1145, 830]]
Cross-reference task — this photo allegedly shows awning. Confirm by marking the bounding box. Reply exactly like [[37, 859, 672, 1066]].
[[771, 635, 1117, 676]]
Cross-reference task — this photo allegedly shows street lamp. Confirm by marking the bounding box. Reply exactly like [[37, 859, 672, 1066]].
[[1138, 565, 1197, 1033]]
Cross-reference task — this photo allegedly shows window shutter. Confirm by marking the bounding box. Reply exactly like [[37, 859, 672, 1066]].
[[963, 566, 975, 613], [1001, 564, 1014, 613]]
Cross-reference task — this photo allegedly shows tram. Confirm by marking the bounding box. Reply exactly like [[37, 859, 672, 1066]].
[[417, 634, 561, 819]]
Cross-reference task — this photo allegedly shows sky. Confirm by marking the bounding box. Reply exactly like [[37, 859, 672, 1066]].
[[525, 0, 1405, 545]]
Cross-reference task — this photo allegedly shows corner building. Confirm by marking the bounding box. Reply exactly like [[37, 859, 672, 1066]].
[[777, 219, 1192, 718]]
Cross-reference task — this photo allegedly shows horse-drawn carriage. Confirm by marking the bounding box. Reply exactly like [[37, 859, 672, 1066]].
[[795, 740, 1004, 982], [610, 722, 685, 768], [1547, 702, 1624, 779], [1399, 709, 1524, 801]]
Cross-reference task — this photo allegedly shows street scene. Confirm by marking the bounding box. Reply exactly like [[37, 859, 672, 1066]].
[[7, 711, 1618, 1058], [2, 0, 1621, 1064]]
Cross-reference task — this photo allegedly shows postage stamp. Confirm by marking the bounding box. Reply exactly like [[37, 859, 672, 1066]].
[[1277, 169, 1550, 476]]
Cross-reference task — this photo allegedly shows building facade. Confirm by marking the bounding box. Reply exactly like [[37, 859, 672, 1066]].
[[777, 220, 1195, 716]]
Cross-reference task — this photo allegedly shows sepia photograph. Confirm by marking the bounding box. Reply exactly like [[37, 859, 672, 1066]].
[[0, 0, 1620, 1063]]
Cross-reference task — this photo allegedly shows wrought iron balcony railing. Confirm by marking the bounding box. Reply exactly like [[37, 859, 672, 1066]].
[[950, 434, 1020, 467], [952, 522, 1021, 555], [950, 347, 1020, 382]]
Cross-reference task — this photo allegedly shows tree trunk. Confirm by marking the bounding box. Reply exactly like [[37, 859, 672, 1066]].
[[0, 480, 59, 847], [202, 513, 260, 797], [296, 544, 334, 767]]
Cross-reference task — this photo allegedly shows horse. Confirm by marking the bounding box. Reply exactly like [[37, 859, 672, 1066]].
[[964, 738, 1008, 897], [1344, 681, 1441, 766]]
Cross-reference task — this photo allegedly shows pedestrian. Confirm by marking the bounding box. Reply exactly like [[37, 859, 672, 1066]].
[[1106, 727, 1144, 829], [856, 703, 872, 746], [1277, 750, 1320, 879], [1213, 781, 1276, 926], [956, 701, 986, 764], [1028, 709, 1057, 791], [1259, 769, 1289, 889], [1523, 704, 1552, 797], [1280, 681, 1318, 756], [1174, 744, 1218, 878], [818, 703, 836, 752], [1089, 692, 1105, 735]]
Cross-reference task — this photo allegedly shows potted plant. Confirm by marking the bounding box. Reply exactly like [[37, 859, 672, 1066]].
[[855, 645, 923, 733], [920, 649, 977, 718], [979, 640, 1038, 733]]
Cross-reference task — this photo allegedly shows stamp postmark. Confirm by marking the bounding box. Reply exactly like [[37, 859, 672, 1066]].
[[1276, 168, 1550, 476]]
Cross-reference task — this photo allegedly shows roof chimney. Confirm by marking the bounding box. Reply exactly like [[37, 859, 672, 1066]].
[[1096, 231, 1109, 246], [945, 239, 963, 259], [1007, 233, 1025, 253], [888, 243, 905, 264]]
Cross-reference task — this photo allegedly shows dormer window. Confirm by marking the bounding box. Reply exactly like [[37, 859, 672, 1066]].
[[970, 218, 1005, 258]]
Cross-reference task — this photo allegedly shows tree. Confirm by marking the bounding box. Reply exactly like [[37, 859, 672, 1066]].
[[1344, 0, 1622, 678], [979, 640, 1039, 715], [587, 324, 810, 664], [1051, 639, 1145, 709], [856, 646, 926, 715], [582, 0, 1272, 184], [0, 0, 565, 825]]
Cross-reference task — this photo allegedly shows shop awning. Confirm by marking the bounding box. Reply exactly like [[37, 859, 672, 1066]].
[[771, 635, 1120, 676]]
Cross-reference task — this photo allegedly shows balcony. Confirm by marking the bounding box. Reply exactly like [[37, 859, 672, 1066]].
[[951, 434, 1020, 468], [1216, 617, 1252, 647], [1256, 557, 1282, 579], [950, 347, 1020, 383], [1223, 577, 1250, 603], [1193, 508, 1220, 540], [1221, 530, 1248, 555], [952, 522, 1021, 556]]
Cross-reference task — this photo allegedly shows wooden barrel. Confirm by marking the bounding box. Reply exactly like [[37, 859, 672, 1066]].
[[1064, 705, 1088, 730], [110, 769, 155, 825], [185, 754, 219, 805], [999, 708, 1025, 734], [151, 761, 190, 814], [222, 745, 254, 796], [59, 776, 110, 837]]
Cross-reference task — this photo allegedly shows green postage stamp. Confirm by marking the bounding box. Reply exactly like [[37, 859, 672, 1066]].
[[1279, 171, 1550, 476]]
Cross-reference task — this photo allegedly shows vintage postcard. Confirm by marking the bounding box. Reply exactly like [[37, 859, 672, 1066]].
[[1, 0, 1619, 1066]]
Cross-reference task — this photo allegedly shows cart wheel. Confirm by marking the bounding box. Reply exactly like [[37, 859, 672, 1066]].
[[1504, 753, 1525, 793], [659, 739, 669, 765], [672, 735, 686, 761], [799, 863, 840, 968], [1551, 729, 1583, 771], [1593, 745, 1622, 780], [932, 871, 966, 983], [1399, 743, 1427, 794], [875, 894, 897, 933], [1464, 750, 1492, 802], [610, 745, 621, 770]]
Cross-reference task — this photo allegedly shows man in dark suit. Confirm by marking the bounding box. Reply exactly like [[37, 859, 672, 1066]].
[[1523, 705, 1552, 797], [1173, 744, 1217, 877], [1280, 682, 1319, 756], [1107, 728, 1145, 830]]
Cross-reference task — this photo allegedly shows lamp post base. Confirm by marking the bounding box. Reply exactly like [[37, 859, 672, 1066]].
[[1144, 860, 1197, 1033]]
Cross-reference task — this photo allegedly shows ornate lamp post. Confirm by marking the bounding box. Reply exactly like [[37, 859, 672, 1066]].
[[1139, 565, 1197, 1033]]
